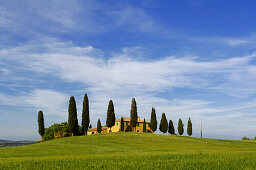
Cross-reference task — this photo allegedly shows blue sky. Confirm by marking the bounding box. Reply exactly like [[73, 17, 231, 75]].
[[0, 0, 256, 140]]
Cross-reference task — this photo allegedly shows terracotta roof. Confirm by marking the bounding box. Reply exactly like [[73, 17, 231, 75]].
[[116, 117, 150, 123], [87, 127, 108, 132]]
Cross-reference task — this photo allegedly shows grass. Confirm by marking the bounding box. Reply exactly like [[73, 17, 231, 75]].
[[0, 133, 256, 169]]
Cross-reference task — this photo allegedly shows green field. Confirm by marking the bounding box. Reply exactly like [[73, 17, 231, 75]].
[[0, 133, 256, 169]]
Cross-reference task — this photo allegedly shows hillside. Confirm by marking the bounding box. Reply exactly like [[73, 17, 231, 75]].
[[0, 133, 256, 169]]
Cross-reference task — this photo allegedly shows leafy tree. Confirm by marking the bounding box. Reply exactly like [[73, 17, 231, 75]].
[[168, 120, 175, 135], [178, 119, 184, 135], [159, 113, 168, 133], [120, 117, 124, 132], [130, 98, 138, 131], [143, 119, 146, 132], [150, 107, 157, 132], [68, 96, 79, 136], [82, 94, 90, 135], [38, 110, 45, 141], [43, 122, 71, 141], [106, 100, 115, 131], [97, 119, 102, 133], [187, 117, 192, 136]]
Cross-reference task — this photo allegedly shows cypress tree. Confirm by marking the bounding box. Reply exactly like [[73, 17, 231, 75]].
[[82, 94, 90, 135], [106, 100, 115, 131], [130, 98, 138, 131], [97, 119, 102, 133], [143, 118, 146, 132], [120, 117, 124, 132], [68, 96, 79, 136], [159, 113, 168, 133], [168, 120, 175, 135], [178, 119, 184, 135], [187, 117, 192, 136], [37, 110, 45, 141], [150, 107, 157, 132]]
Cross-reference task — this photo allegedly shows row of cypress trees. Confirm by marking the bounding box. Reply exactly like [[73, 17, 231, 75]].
[[158, 112, 192, 136], [38, 95, 193, 140]]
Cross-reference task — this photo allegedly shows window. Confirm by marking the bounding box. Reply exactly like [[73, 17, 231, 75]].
[[117, 122, 118, 126], [148, 123, 150, 127], [126, 122, 128, 126], [137, 123, 140, 127]]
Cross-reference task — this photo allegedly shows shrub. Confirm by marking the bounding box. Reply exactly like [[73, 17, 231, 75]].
[[242, 137, 250, 140], [125, 125, 133, 132]]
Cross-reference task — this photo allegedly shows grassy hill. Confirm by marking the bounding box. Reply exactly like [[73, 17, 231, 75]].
[[0, 133, 256, 169]]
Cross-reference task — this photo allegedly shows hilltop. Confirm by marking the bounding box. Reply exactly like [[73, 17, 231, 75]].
[[0, 133, 256, 169]]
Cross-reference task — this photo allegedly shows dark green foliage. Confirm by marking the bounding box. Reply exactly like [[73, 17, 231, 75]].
[[168, 120, 175, 135], [125, 125, 133, 132], [37, 111, 45, 139], [150, 107, 157, 132], [242, 137, 250, 140], [82, 94, 90, 135], [97, 119, 102, 133], [187, 117, 192, 136], [68, 96, 79, 136], [43, 122, 70, 141], [130, 98, 138, 130], [159, 113, 168, 133], [120, 117, 124, 132], [143, 119, 146, 132], [178, 119, 184, 135], [106, 100, 115, 128], [89, 124, 92, 129]]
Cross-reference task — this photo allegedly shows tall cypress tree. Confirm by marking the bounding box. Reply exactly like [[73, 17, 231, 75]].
[[143, 119, 146, 132], [178, 119, 184, 135], [97, 119, 102, 133], [37, 110, 45, 141], [130, 98, 138, 131], [168, 120, 175, 135], [106, 100, 115, 131], [150, 107, 157, 132], [159, 113, 168, 133], [187, 117, 192, 136], [68, 96, 79, 136], [120, 117, 124, 132], [82, 94, 90, 135]]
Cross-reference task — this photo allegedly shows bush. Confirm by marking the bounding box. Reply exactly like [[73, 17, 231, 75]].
[[43, 122, 76, 141], [241, 137, 250, 140], [125, 125, 133, 132]]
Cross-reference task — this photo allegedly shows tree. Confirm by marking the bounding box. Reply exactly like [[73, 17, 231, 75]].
[[168, 120, 175, 135], [68, 96, 79, 136], [97, 119, 102, 133], [159, 113, 168, 133], [106, 100, 115, 131], [38, 110, 45, 141], [178, 119, 184, 135], [130, 98, 138, 131], [143, 119, 146, 132], [150, 107, 157, 132], [82, 94, 90, 135], [187, 117, 192, 136], [89, 124, 92, 129], [120, 117, 124, 132]]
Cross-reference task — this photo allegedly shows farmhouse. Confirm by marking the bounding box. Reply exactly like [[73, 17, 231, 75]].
[[87, 117, 152, 135]]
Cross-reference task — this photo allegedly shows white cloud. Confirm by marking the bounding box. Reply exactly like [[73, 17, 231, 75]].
[[0, 89, 69, 116], [227, 39, 250, 46]]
